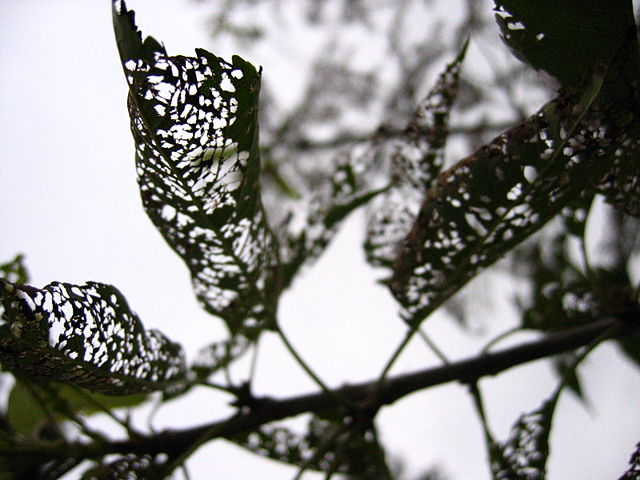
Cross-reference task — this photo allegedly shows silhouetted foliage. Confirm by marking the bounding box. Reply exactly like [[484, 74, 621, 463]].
[[0, 1, 639, 478]]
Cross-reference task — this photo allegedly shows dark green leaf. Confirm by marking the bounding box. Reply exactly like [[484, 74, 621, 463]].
[[113, 1, 278, 339], [494, 0, 635, 87], [0, 279, 185, 395]]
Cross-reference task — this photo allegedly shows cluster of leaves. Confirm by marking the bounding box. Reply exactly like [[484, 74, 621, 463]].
[[0, 0, 639, 478]]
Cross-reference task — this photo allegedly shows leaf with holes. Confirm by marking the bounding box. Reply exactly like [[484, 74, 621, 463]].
[[278, 142, 389, 289], [489, 393, 559, 479], [365, 43, 467, 269], [113, 1, 278, 339], [0, 279, 185, 395], [619, 442, 640, 480], [388, 63, 640, 323], [235, 415, 390, 477]]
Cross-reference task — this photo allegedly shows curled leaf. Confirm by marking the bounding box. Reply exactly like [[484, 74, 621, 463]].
[[0, 279, 185, 395], [114, 1, 278, 338]]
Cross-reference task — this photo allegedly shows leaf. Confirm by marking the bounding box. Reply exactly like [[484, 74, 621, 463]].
[[365, 43, 467, 269], [235, 414, 390, 477], [7, 379, 147, 436], [0, 255, 29, 284], [113, 1, 279, 339], [618, 442, 640, 480], [520, 238, 594, 332], [191, 336, 250, 380], [278, 144, 389, 289], [598, 134, 640, 217], [388, 63, 639, 324], [0, 279, 185, 395], [494, 0, 635, 87], [489, 393, 559, 480]]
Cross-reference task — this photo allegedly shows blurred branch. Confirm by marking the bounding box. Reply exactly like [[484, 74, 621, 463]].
[[286, 120, 516, 152], [5, 317, 635, 462]]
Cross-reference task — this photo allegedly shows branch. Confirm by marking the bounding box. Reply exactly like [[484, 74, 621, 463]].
[[6, 317, 636, 461], [286, 120, 516, 152]]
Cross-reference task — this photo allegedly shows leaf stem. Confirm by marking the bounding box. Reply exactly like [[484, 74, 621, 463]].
[[275, 325, 336, 400], [417, 327, 450, 364]]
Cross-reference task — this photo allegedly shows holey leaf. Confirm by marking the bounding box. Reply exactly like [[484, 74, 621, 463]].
[[390, 65, 639, 324], [278, 142, 389, 288], [365, 43, 467, 269], [113, 1, 278, 338], [0, 279, 185, 395], [490, 393, 560, 480]]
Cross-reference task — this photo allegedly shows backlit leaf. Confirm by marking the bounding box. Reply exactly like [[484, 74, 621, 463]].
[[0, 279, 185, 395], [278, 143, 389, 289], [389, 65, 640, 324], [489, 393, 559, 479], [365, 43, 467, 269], [618, 442, 640, 480], [113, 1, 279, 338], [235, 415, 390, 477]]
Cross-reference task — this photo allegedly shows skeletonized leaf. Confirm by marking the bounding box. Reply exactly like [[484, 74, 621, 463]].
[[389, 66, 639, 323], [113, 1, 278, 338], [278, 143, 389, 288], [490, 393, 559, 480], [365, 43, 467, 268], [494, 0, 634, 87], [0, 279, 185, 395]]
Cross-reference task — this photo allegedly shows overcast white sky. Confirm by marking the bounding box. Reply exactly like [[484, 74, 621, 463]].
[[1, 1, 640, 479]]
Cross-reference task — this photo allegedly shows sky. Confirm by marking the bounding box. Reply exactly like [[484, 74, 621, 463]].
[[1, 1, 640, 479]]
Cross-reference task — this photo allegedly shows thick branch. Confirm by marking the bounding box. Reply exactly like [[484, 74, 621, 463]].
[[7, 317, 636, 461]]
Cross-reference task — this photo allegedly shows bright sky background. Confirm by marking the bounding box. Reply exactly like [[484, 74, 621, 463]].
[[1, 1, 640, 479]]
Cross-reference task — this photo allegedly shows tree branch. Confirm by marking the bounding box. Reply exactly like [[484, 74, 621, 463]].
[[6, 317, 636, 461]]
